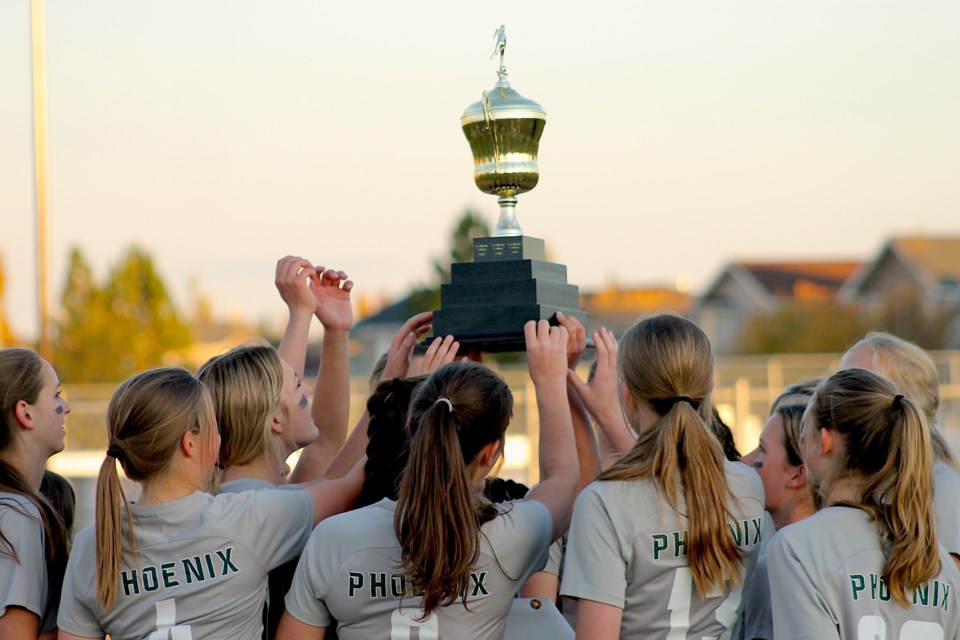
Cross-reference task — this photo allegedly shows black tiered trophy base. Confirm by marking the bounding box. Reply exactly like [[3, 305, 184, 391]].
[[425, 235, 587, 353]]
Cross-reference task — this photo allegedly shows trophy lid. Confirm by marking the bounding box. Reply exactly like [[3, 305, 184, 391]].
[[461, 26, 546, 125], [460, 81, 546, 125]]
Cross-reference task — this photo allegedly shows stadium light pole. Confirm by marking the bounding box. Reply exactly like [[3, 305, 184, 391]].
[[31, 0, 52, 361]]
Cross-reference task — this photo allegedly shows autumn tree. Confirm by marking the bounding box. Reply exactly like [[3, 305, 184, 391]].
[[55, 246, 191, 382], [736, 301, 868, 355]]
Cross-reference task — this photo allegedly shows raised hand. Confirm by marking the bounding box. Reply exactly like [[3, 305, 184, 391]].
[[409, 334, 460, 377], [275, 256, 317, 318], [380, 311, 434, 382], [567, 327, 635, 452], [525, 319, 569, 389], [556, 311, 587, 370], [311, 268, 354, 332]]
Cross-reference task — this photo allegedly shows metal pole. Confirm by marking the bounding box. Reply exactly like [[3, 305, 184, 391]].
[[31, 0, 52, 361]]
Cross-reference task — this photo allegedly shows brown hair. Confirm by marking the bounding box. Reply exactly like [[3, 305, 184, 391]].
[[197, 344, 285, 489], [0, 348, 70, 609], [770, 377, 822, 415], [810, 368, 939, 605], [394, 362, 512, 618], [775, 402, 808, 468], [96, 367, 217, 609], [600, 315, 742, 596], [848, 332, 953, 465]]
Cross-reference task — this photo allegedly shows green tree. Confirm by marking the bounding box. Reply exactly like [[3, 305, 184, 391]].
[[407, 209, 492, 315], [55, 246, 191, 382], [736, 302, 868, 355], [432, 209, 490, 284]]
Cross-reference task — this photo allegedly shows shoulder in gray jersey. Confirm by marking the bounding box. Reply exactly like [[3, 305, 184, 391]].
[[284, 497, 552, 640], [58, 488, 313, 640], [768, 506, 960, 640], [935, 462, 960, 557], [560, 459, 765, 639], [0, 492, 56, 633]]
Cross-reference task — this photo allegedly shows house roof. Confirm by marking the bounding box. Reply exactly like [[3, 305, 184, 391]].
[[700, 261, 861, 308], [891, 237, 960, 285]]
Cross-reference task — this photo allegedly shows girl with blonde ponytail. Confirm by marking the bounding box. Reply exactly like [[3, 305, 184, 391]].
[[57, 367, 364, 640], [278, 320, 580, 640], [560, 314, 764, 639], [0, 348, 71, 639], [768, 368, 960, 638], [840, 331, 960, 569]]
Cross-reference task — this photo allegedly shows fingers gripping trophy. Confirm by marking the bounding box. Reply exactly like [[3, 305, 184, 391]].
[[428, 26, 587, 353]]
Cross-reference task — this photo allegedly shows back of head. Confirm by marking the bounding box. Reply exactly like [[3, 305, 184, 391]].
[[395, 361, 513, 618], [603, 315, 741, 596], [770, 377, 822, 415], [96, 367, 216, 609], [849, 332, 951, 464], [811, 367, 939, 604], [359, 375, 426, 506], [197, 345, 285, 478]]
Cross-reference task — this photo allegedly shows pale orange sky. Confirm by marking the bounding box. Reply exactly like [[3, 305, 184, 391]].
[[2, 0, 958, 340]]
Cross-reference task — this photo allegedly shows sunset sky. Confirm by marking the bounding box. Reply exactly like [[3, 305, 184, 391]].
[[2, 0, 958, 341]]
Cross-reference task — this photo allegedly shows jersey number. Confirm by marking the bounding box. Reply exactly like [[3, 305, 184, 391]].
[[148, 599, 193, 640], [666, 567, 742, 640], [857, 615, 943, 640], [391, 608, 439, 640]]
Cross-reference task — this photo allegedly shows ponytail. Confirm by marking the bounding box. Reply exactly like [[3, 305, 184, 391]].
[[603, 400, 741, 595], [812, 370, 940, 605], [601, 315, 742, 595], [95, 453, 136, 609], [394, 362, 512, 618], [396, 402, 481, 616]]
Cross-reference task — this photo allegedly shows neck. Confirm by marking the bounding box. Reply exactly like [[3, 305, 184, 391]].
[[137, 470, 205, 506], [822, 476, 863, 507], [0, 445, 45, 490], [222, 453, 287, 486], [771, 495, 818, 530]]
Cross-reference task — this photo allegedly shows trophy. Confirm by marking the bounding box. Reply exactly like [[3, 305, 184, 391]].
[[428, 26, 587, 351]]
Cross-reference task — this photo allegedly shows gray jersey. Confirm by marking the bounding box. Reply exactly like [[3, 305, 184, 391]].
[[284, 497, 552, 640], [734, 512, 776, 640], [935, 462, 960, 557], [0, 492, 56, 633], [768, 506, 960, 640], [58, 489, 313, 640], [560, 460, 765, 640], [218, 477, 305, 640]]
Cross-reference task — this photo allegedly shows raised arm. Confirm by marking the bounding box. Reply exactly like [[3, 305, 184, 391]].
[[275, 256, 318, 378], [567, 328, 637, 454], [523, 320, 578, 539], [557, 312, 601, 493], [289, 268, 353, 483]]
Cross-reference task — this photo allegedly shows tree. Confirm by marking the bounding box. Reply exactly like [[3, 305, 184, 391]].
[[55, 246, 191, 382], [406, 209, 492, 315], [432, 209, 490, 284], [736, 302, 868, 355]]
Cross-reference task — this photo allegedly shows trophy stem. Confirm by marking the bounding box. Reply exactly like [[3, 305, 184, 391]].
[[493, 197, 523, 237]]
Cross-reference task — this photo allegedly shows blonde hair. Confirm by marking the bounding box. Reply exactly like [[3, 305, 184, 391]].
[[849, 332, 953, 465], [810, 368, 939, 605], [95, 367, 217, 609], [197, 345, 285, 488], [395, 362, 512, 618], [601, 315, 742, 596]]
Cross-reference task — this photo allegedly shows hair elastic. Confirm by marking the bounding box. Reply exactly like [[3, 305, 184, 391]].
[[650, 395, 701, 414], [105, 445, 124, 460], [892, 394, 904, 410], [434, 397, 454, 412]]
